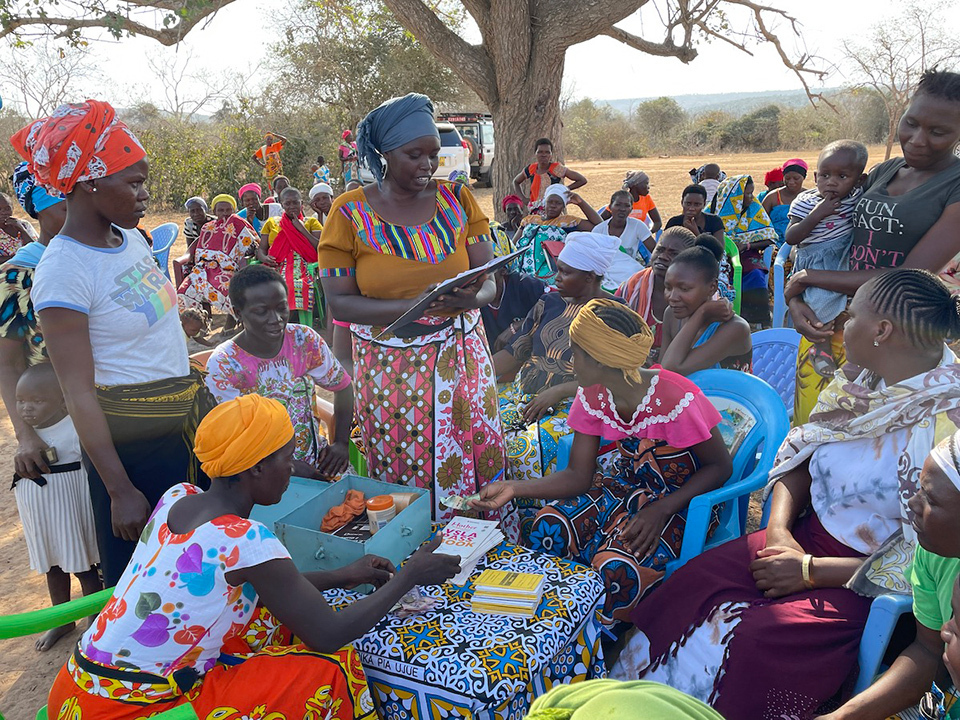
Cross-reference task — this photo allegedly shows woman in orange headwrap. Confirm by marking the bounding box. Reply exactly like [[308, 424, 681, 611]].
[[47, 394, 462, 720], [11, 100, 213, 586]]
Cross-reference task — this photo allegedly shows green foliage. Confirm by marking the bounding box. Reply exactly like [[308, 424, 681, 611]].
[[634, 97, 686, 143], [561, 89, 891, 161], [563, 99, 646, 160]]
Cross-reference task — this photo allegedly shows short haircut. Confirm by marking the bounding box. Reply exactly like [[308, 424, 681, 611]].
[[916, 69, 960, 103], [609, 189, 633, 206], [682, 184, 707, 201], [702, 163, 721, 178], [317, 155, 325, 165], [535, 138, 553, 150], [229, 264, 286, 312], [279, 186, 301, 201], [819, 140, 869, 174], [19, 362, 62, 394]]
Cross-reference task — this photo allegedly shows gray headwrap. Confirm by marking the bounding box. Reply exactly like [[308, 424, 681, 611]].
[[356, 93, 439, 186], [184, 196, 208, 212]]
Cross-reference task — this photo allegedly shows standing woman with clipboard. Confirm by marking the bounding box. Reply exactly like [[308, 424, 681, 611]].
[[318, 93, 516, 538]]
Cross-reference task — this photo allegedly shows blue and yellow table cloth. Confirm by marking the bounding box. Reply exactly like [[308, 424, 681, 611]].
[[323, 542, 606, 719]]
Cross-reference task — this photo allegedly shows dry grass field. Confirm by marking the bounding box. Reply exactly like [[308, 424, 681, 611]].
[[0, 146, 890, 719]]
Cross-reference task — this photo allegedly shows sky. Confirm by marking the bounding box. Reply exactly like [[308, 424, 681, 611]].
[[16, 0, 959, 113]]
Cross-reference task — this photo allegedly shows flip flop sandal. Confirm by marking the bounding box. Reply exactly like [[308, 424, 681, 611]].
[[809, 346, 838, 378]]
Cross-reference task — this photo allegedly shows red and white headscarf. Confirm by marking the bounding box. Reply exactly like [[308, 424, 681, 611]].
[[10, 100, 146, 195]]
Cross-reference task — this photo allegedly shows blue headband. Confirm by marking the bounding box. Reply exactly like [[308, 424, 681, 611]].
[[356, 93, 438, 186]]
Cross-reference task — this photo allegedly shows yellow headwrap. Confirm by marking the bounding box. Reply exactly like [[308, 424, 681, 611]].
[[194, 394, 293, 478], [210, 193, 237, 212], [569, 298, 653, 384]]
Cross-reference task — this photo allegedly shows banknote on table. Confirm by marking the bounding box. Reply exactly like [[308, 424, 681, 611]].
[[390, 587, 439, 618], [441, 493, 480, 511]]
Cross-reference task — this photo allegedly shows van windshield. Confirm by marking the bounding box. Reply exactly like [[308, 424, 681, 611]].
[[439, 129, 462, 147]]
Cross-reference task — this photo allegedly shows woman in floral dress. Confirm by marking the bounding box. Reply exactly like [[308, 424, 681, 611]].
[[177, 193, 271, 325]]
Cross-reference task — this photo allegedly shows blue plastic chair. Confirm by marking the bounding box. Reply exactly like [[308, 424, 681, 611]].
[[853, 593, 913, 694], [763, 243, 774, 269], [151, 222, 179, 280], [751, 328, 801, 419], [772, 241, 793, 328], [554, 369, 789, 578]]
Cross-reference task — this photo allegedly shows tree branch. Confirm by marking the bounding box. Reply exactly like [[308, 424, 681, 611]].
[[381, 0, 496, 103], [695, 0, 833, 108], [602, 25, 697, 62], [0, 0, 234, 46]]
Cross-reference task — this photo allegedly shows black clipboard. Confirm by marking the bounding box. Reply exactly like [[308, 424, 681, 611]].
[[376, 247, 526, 339]]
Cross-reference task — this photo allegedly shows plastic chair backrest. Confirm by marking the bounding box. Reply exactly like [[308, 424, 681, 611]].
[[723, 235, 743, 315], [772, 241, 793, 328], [750, 328, 801, 418], [763, 244, 774, 268], [151, 222, 180, 280], [684, 369, 789, 551]]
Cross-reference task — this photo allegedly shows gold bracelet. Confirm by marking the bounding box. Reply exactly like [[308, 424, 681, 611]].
[[801, 553, 815, 589]]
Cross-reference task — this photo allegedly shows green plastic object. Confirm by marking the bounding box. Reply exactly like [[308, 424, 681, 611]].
[[34, 703, 199, 720], [724, 235, 743, 315], [0, 588, 112, 640], [0, 588, 200, 720], [349, 439, 367, 477]]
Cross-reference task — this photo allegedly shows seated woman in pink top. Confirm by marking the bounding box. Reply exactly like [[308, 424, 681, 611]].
[[205, 265, 353, 480], [473, 299, 732, 626]]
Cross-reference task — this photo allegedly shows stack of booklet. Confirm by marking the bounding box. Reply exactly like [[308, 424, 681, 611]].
[[471, 569, 545, 618], [437, 517, 504, 585]]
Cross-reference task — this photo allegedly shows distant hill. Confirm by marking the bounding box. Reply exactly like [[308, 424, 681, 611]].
[[598, 88, 838, 117]]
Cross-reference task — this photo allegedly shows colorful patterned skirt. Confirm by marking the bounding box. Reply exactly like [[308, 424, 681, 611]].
[[794, 330, 846, 426], [351, 310, 516, 538], [279, 253, 314, 313], [614, 513, 871, 720], [48, 607, 375, 720], [498, 381, 574, 540], [529, 437, 703, 626]]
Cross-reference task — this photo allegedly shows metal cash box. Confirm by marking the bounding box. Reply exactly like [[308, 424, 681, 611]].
[[274, 475, 431, 578]]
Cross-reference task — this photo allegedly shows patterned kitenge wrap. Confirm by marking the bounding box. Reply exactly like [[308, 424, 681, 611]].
[[47, 483, 374, 720], [177, 214, 259, 316], [353, 311, 516, 536], [10, 100, 145, 194], [713, 174, 777, 275]]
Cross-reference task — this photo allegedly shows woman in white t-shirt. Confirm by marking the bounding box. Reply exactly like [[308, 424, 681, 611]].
[[12, 100, 214, 586], [594, 189, 655, 289]]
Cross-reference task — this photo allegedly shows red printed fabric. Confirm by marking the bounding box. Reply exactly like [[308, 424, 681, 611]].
[[10, 100, 146, 194]]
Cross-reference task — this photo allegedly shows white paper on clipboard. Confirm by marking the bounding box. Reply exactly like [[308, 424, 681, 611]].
[[375, 247, 526, 340]]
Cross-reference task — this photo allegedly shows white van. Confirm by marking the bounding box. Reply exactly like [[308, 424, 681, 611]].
[[439, 113, 495, 187], [358, 122, 471, 184]]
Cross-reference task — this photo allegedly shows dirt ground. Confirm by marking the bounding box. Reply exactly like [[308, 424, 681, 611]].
[[0, 146, 890, 718]]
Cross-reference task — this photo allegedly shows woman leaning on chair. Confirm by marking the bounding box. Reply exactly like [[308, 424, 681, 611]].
[[612, 269, 960, 720], [12, 101, 214, 586], [47, 394, 460, 719]]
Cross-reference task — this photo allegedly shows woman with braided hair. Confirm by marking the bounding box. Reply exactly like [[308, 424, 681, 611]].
[[613, 268, 960, 720], [473, 299, 732, 626]]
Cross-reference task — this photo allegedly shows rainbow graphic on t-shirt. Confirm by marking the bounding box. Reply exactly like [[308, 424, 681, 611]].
[[110, 258, 177, 326]]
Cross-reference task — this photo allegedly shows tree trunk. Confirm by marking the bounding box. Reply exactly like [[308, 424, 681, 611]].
[[884, 115, 895, 161], [488, 53, 566, 221]]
